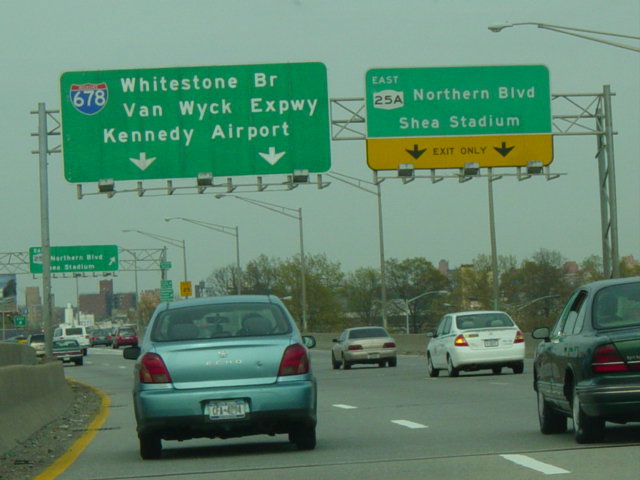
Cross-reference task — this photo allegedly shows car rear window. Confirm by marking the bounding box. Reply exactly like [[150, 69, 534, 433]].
[[150, 303, 292, 342], [119, 328, 135, 335], [456, 313, 514, 330], [29, 334, 45, 343], [65, 328, 84, 335], [593, 282, 640, 329], [349, 328, 389, 339]]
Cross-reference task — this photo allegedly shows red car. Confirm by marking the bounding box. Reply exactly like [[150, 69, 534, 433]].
[[112, 326, 138, 349]]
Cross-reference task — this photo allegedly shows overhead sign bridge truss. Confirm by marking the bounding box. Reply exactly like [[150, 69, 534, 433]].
[[0, 248, 166, 277]]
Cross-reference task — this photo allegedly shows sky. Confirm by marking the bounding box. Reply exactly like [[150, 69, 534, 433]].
[[1, 0, 639, 308]]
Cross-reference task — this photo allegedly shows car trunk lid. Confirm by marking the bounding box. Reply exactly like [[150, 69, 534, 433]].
[[462, 327, 519, 350], [156, 337, 291, 389]]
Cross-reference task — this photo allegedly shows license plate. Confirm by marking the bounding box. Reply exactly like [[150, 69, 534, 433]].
[[207, 400, 247, 420], [368, 353, 380, 359], [484, 339, 499, 347]]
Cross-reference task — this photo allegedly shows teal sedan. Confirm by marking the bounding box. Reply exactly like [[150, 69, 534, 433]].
[[532, 277, 640, 443], [124, 295, 317, 459]]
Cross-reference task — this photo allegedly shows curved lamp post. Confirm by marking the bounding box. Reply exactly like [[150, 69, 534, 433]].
[[216, 194, 308, 331], [122, 229, 188, 283], [404, 290, 448, 334], [326, 171, 388, 329], [164, 217, 241, 294], [488, 22, 640, 53]]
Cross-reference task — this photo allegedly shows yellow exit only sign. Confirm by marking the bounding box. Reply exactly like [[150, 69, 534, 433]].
[[366, 134, 553, 170]]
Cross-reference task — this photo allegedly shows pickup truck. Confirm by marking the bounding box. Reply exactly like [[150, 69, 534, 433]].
[[52, 339, 83, 366]]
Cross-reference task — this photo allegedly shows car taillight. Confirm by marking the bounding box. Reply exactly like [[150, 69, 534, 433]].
[[139, 353, 172, 383], [514, 331, 525, 343], [278, 344, 310, 376], [383, 342, 395, 348], [454, 334, 469, 347], [348, 344, 363, 351], [592, 344, 628, 373]]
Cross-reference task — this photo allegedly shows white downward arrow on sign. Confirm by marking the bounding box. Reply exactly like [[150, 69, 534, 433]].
[[258, 147, 286, 166], [130, 152, 156, 171]]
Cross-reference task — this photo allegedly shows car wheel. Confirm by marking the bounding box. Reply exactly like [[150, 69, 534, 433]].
[[139, 433, 162, 460], [82, 349, 88, 356], [572, 385, 605, 443], [512, 361, 524, 374], [75, 357, 83, 366], [378, 361, 386, 367], [113, 343, 119, 349], [537, 389, 566, 434], [289, 425, 316, 450], [447, 355, 459, 377], [427, 355, 439, 377], [492, 367, 502, 375], [388, 357, 397, 367], [331, 353, 342, 370], [343, 359, 352, 370]]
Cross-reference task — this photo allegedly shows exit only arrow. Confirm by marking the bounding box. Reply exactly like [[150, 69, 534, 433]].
[[405, 144, 426, 159]]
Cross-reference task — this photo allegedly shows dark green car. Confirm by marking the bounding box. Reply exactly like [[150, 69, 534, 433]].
[[532, 277, 640, 443]]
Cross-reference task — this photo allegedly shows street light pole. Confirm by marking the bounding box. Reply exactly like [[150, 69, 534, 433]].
[[488, 22, 640, 52], [165, 217, 242, 294], [326, 171, 388, 329], [487, 168, 502, 310], [404, 290, 448, 334], [216, 195, 308, 331], [122, 229, 188, 284]]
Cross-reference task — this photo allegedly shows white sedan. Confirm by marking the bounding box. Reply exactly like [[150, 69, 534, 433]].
[[426, 310, 525, 377]]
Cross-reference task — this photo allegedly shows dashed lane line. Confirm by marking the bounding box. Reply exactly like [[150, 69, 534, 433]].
[[391, 419, 428, 429], [501, 454, 570, 475]]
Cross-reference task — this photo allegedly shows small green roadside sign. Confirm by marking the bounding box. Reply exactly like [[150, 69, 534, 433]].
[[29, 245, 119, 274], [13, 315, 27, 327], [60, 62, 331, 182]]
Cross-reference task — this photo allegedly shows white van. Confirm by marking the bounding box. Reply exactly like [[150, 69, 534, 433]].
[[53, 325, 90, 355]]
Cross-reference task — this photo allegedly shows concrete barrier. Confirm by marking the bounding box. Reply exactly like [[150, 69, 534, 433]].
[[0, 344, 73, 455], [309, 332, 539, 358]]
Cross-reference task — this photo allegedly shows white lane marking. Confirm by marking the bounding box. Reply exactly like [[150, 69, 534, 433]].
[[391, 420, 428, 429], [501, 454, 570, 475], [332, 404, 358, 409]]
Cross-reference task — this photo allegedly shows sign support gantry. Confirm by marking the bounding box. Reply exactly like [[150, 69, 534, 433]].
[[330, 85, 620, 278]]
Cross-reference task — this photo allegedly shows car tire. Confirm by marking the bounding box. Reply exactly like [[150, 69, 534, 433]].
[[139, 433, 162, 460], [378, 361, 386, 367], [343, 359, 352, 370], [492, 367, 502, 375], [113, 343, 119, 349], [388, 357, 397, 367], [447, 355, 459, 377], [331, 353, 342, 370], [537, 389, 566, 434], [427, 355, 439, 377], [82, 349, 88, 356], [512, 361, 524, 374], [75, 357, 83, 366], [289, 425, 316, 450], [572, 385, 605, 443]]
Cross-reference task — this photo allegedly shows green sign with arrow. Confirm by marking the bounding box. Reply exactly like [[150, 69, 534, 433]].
[[29, 245, 119, 273], [60, 62, 331, 182]]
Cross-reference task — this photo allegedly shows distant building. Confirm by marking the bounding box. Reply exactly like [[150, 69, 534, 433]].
[[78, 279, 137, 322]]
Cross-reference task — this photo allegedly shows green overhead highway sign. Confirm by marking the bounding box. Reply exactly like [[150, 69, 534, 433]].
[[29, 245, 119, 274], [365, 65, 552, 170], [60, 62, 331, 182]]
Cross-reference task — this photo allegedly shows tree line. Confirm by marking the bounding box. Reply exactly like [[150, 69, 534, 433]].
[[134, 249, 639, 333]]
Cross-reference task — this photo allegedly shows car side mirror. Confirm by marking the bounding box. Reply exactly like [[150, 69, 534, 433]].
[[531, 327, 550, 342], [123, 346, 141, 360], [302, 335, 316, 349], [332, 338, 339, 343]]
